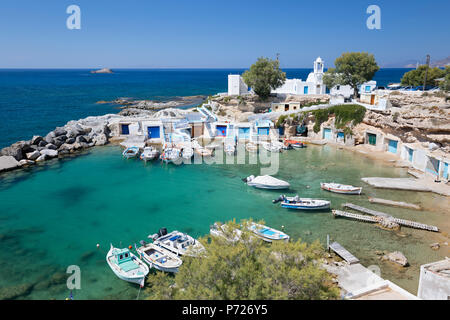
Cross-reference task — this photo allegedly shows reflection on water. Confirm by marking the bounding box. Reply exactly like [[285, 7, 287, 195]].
[[0, 144, 448, 299]]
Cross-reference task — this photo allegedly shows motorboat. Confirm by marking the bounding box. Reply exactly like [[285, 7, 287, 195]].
[[248, 223, 289, 243], [106, 245, 149, 287], [122, 146, 140, 159], [150, 228, 205, 257], [140, 146, 159, 162], [244, 175, 290, 190], [273, 195, 331, 210], [320, 182, 362, 195], [136, 241, 182, 273]]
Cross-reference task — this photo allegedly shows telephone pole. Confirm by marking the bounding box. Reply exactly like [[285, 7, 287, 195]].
[[423, 54, 430, 91]]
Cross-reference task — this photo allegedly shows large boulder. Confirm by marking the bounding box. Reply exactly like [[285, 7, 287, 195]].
[[76, 135, 88, 143], [31, 135, 44, 145], [35, 154, 47, 162], [0, 156, 20, 172], [53, 127, 67, 137], [65, 137, 76, 144], [45, 143, 57, 150], [382, 251, 409, 267], [19, 159, 35, 166], [0, 141, 30, 161], [26, 150, 40, 160], [92, 134, 108, 146], [40, 149, 58, 158], [38, 140, 47, 147], [44, 132, 55, 144]]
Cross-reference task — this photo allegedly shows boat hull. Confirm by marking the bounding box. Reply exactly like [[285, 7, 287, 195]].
[[320, 183, 362, 195], [281, 202, 330, 210], [247, 183, 289, 190]]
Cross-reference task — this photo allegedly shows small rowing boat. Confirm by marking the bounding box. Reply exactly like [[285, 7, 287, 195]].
[[246, 142, 258, 153], [320, 182, 362, 195], [244, 175, 290, 190], [122, 146, 140, 159], [273, 195, 331, 210], [136, 241, 182, 273], [140, 146, 159, 162], [160, 147, 181, 163], [106, 245, 149, 287], [248, 223, 289, 243], [261, 141, 282, 153]]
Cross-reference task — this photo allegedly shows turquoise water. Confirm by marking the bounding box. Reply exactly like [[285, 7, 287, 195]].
[[0, 68, 412, 148], [0, 144, 448, 299]]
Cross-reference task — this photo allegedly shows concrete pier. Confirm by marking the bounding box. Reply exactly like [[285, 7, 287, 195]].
[[368, 197, 421, 210]]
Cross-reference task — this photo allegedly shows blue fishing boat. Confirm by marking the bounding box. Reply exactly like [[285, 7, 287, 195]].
[[273, 195, 330, 210], [248, 223, 289, 243], [122, 146, 140, 159]]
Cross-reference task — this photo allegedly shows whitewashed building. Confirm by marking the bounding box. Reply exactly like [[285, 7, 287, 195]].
[[227, 75, 248, 96], [272, 57, 326, 95]]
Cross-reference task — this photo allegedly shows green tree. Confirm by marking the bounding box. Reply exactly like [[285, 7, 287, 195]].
[[323, 52, 379, 98], [439, 66, 450, 92], [144, 220, 339, 300], [242, 57, 286, 100], [401, 65, 445, 87]]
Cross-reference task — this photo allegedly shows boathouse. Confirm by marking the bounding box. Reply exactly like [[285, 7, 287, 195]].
[[271, 101, 301, 112]]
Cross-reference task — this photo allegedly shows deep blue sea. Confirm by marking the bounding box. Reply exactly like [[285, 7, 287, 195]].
[[0, 68, 411, 148]]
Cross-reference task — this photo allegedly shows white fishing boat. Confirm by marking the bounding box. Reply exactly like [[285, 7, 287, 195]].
[[261, 142, 282, 153], [150, 228, 205, 257], [160, 147, 181, 163], [136, 241, 182, 273], [209, 222, 243, 243], [140, 146, 159, 162], [273, 195, 331, 210], [106, 245, 149, 287], [244, 175, 290, 190], [122, 146, 140, 159], [246, 142, 258, 153], [248, 223, 289, 243], [224, 143, 235, 156], [320, 182, 362, 195], [181, 147, 194, 160]]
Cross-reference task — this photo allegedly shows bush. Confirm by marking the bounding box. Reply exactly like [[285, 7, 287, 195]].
[[144, 220, 339, 300], [311, 104, 366, 133]]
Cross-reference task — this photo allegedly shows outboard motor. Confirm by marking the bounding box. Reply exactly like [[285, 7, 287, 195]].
[[148, 233, 159, 241], [272, 195, 285, 204], [158, 228, 168, 237]]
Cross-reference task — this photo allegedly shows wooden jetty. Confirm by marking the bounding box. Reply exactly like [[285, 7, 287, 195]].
[[342, 203, 391, 218], [333, 209, 439, 232], [328, 241, 360, 265], [368, 197, 421, 210]]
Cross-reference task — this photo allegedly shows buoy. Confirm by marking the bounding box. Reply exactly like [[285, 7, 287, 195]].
[[96, 244, 100, 248], [129, 245, 132, 249]]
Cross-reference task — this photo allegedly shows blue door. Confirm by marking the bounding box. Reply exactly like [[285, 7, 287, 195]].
[[444, 162, 449, 179], [407, 148, 413, 162], [323, 128, 332, 140], [121, 124, 129, 135], [304, 86, 309, 94], [388, 140, 398, 154], [239, 127, 249, 139], [337, 132, 345, 140], [258, 127, 269, 136], [147, 126, 160, 138], [216, 125, 227, 137]]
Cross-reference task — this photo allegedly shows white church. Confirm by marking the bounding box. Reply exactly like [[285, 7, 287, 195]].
[[228, 57, 327, 96]]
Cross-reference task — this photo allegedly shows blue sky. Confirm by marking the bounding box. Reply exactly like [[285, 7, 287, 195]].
[[0, 0, 448, 68]]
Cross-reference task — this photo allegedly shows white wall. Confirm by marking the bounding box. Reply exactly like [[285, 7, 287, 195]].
[[228, 75, 248, 96], [418, 262, 450, 300]]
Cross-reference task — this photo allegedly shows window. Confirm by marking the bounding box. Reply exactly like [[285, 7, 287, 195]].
[[119, 255, 123, 260], [124, 253, 128, 258], [304, 86, 309, 94], [365, 86, 371, 92], [336, 85, 340, 90]]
